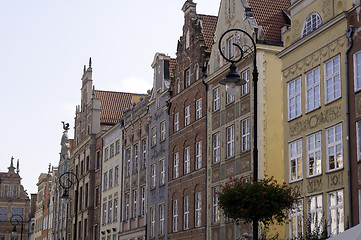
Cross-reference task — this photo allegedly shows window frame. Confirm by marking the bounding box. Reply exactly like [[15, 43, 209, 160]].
[[195, 141, 202, 170], [183, 196, 190, 230], [150, 163, 156, 189], [289, 139, 303, 182], [213, 88, 220, 111], [173, 199, 178, 232], [288, 77, 302, 120], [159, 203, 165, 236], [241, 118, 250, 152], [159, 159, 165, 186], [213, 133, 220, 164], [174, 112, 179, 132], [328, 189, 344, 236], [195, 192, 202, 227], [241, 70, 250, 96], [151, 126, 157, 147], [226, 125, 235, 158], [354, 51, 361, 92], [185, 69, 191, 88], [307, 194, 323, 234], [305, 67, 321, 113], [174, 152, 179, 179], [289, 199, 304, 239], [302, 12, 322, 37], [160, 121, 166, 142], [326, 123, 343, 172], [324, 55, 341, 104], [184, 147, 190, 175], [185, 105, 190, 126], [196, 98, 202, 120], [357, 121, 361, 162], [307, 132, 322, 177]]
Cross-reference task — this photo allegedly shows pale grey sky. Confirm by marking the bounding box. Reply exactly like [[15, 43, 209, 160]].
[[0, 1, 220, 194]]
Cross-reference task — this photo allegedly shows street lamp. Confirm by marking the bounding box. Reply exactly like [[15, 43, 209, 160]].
[[59, 171, 79, 240], [218, 28, 259, 239], [11, 214, 24, 240]]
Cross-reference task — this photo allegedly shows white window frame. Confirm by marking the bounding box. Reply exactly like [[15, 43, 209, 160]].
[[196, 98, 202, 120], [173, 200, 178, 232], [151, 126, 157, 146], [226, 125, 235, 158], [132, 189, 137, 218], [324, 56, 341, 104], [308, 194, 323, 234], [174, 152, 179, 179], [159, 203, 165, 235], [226, 92, 235, 104], [328, 189, 344, 236], [354, 51, 361, 92], [126, 149, 131, 177], [185, 69, 190, 88], [288, 77, 302, 120], [108, 200, 112, 223], [185, 105, 190, 126], [195, 141, 202, 170], [141, 186, 146, 216], [150, 164, 156, 189], [102, 202, 107, 225], [133, 144, 138, 173], [302, 12, 322, 37], [174, 112, 179, 132], [114, 166, 119, 186], [306, 67, 320, 112], [160, 159, 165, 185], [213, 88, 220, 111], [195, 192, 201, 227], [213, 133, 220, 163], [125, 193, 129, 220], [113, 198, 118, 222], [241, 70, 250, 96], [307, 132, 322, 177], [357, 121, 361, 162], [184, 147, 190, 174], [212, 187, 220, 224], [160, 121, 166, 141], [241, 118, 250, 152], [150, 206, 155, 238], [289, 199, 303, 239], [142, 139, 147, 169], [326, 123, 343, 172], [184, 196, 189, 230], [227, 37, 234, 59], [289, 139, 303, 182]]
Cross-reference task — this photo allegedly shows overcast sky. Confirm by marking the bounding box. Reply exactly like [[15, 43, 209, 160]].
[[0, 1, 220, 194]]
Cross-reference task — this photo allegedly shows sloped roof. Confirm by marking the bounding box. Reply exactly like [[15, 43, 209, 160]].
[[94, 90, 133, 124], [170, 58, 176, 78], [248, 0, 290, 43], [197, 14, 218, 49]]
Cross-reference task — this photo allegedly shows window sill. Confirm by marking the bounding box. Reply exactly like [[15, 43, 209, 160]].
[[288, 114, 302, 122], [326, 167, 344, 174], [305, 106, 321, 115], [306, 173, 322, 179], [289, 178, 303, 184], [325, 96, 341, 106]]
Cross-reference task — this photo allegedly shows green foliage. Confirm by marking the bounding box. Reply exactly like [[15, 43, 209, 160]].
[[217, 176, 299, 226]]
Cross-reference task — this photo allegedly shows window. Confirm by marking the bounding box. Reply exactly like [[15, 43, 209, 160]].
[[174, 152, 179, 179], [195, 141, 202, 170], [328, 190, 344, 236], [160, 121, 166, 141], [227, 37, 234, 58], [109, 169, 113, 189], [125, 193, 129, 220], [184, 196, 189, 230], [174, 112, 179, 132], [12, 186, 17, 198], [115, 140, 120, 154], [289, 139, 303, 182], [114, 166, 119, 186], [150, 206, 155, 238], [212, 187, 220, 223], [185, 69, 190, 88], [241, 70, 250, 95], [308, 194, 323, 234], [213, 88, 220, 111], [0, 207, 6, 221], [173, 199, 178, 232], [126, 149, 131, 177], [141, 186, 146, 216], [327, 124, 343, 171], [151, 126, 157, 146], [306, 68, 320, 112], [102, 203, 107, 225], [105, 147, 109, 161], [195, 192, 201, 227], [113, 198, 118, 222], [142, 139, 147, 169], [185, 30, 190, 49], [160, 159, 165, 185], [213, 133, 220, 163], [108, 200, 112, 223], [241, 118, 250, 152], [159, 203, 165, 235], [325, 56, 341, 103], [196, 98, 202, 120], [354, 52, 361, 92], [103, 172, 108, 191], [226, 125, 234, 158], [132, 189, 137, 218], [133, 144, 138, 173], [288, 77, 302, 120], [302, 13, 322, 37], [289, 200, 303, 239], [357, 121, 361, 162], [151, 164, 156, 189], [184, 147, 190, 174], [307, 132, 322, 177], [185, 105, 190, 126], [226, 92, 235, 104], [195, 64, 199, 80], [110, 143, 114, 158]]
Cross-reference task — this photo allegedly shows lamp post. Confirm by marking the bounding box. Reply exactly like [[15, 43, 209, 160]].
[[218, 28, 259, 239], [11, 214, 24, 240], [59, 171, 79, 240]]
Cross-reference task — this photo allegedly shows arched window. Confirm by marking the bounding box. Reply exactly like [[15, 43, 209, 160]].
[[302, 13, 322, 37]]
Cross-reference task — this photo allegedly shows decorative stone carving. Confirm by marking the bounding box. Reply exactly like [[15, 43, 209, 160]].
[[307, 177, 322, 193], [226, 105, 235, 123], [240, 97, 250, 115], [225, 160, 235, 177], [212, 112, 220, 130], [328, 172, 343, 187], [212, 167, 220, 183]]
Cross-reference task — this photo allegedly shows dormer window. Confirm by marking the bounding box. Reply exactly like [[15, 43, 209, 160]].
[[302, 13, 322, 37]]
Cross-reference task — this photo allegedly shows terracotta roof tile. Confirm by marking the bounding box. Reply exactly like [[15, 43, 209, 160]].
[[248, 0, 290, 43], [170, 58, 176, 78], [94, 90, 133, 124], [197, 14, 218, 50]]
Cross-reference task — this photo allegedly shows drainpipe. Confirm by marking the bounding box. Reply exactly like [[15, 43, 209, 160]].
[[345, 25, 355, 228]]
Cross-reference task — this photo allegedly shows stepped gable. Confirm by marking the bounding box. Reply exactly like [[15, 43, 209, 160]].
[[94, 90, 133, 124], [197, 14, 218, 49], [248, 0, 290, 42]]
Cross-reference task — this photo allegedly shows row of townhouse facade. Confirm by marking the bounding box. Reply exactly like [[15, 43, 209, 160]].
[[30, 0, 361, 239]]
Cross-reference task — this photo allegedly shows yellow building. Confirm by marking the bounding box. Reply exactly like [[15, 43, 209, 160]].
[[205, 0, 290, 238], [278, 0, 353, 238]]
